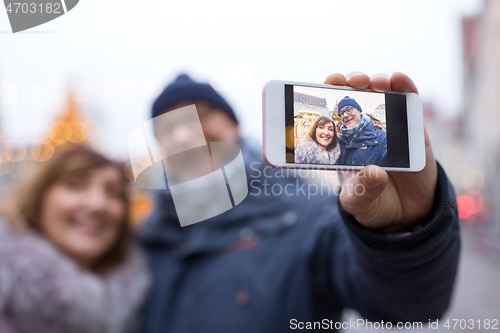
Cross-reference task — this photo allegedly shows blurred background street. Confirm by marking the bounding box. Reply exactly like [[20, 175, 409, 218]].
[[343, 229, 500, 332]]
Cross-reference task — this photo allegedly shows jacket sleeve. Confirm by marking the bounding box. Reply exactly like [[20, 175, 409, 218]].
[[378, 130, 388, 167], [322, 162, 460, 322], [0, 224, 150, 333]]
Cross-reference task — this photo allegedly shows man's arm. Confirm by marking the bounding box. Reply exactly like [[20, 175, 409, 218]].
[[319, 72, 460, 321], [328, 161, 460, 322]]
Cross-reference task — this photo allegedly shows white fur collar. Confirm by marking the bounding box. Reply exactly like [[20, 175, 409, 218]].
[[295, 135, 340, 164], [0, 221, 151, 333]]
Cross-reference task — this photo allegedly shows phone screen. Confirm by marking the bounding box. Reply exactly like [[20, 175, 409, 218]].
[[284, 84, 410, 168]]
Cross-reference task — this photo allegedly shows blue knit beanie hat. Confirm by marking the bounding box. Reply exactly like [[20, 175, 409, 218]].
[[151, 74, 237, 122], [337, 96, 362, 116]]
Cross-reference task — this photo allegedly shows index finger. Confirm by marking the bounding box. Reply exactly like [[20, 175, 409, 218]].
[[324, 73, 347, 86], [390, 72, 419, 94]]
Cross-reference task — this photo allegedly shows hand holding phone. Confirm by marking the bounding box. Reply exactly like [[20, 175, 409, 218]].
[[262, 72, 437, 231], [326, 72, 438, 232]]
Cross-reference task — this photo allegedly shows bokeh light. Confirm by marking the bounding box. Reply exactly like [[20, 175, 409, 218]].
[[31, 121, 50, 144], [456, 191, 485, 220], [4, 140, 27, 162], [46, 81, 68, 104], [466, 191, 484, 215], [49, 121, 71, 145], [86, 119, 105, 144], [21, 81, 44, 104], [0, 81, 19, 104], [141, 76, 162, 98], [117, 77, 139, 100], [210, 69, 231, 92], [93, 78, 116, 101], [457, 195, 474, 219], [67, 120, 88, 143], [70, 80, 92, 103], [1, 120, 19, 140], [31, 142, 55, 162], [461, 169, 484, 192], [15, 161, 28, 177], [232, 63, 253, 86], [4, 161, 15, 177], [0, 162, 7, 176]]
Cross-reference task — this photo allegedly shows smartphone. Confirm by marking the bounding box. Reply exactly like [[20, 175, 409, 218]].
[[262, 80, 425, 172]]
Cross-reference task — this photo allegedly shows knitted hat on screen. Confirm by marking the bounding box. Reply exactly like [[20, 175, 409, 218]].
[[337, 96, 362, 116], [151, 74, 237, 123]]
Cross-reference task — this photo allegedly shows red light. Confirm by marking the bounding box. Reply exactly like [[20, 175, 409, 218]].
[[465, 191, 483, 214], [456, 195, 474, 219]]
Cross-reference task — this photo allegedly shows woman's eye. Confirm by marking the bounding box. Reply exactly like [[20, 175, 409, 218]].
[[105, 186, 123, 199], [65, 180, 86, 190]]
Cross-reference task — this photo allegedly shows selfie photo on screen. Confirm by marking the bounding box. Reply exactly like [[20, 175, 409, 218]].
[[292, 86, 388, 167]]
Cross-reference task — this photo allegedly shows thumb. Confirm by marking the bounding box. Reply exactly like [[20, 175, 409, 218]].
[[339, 165, 389, 228]]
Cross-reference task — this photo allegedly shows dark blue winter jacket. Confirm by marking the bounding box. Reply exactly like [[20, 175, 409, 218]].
[[140, 140, 460, 333], [338, 122, 388, 166]]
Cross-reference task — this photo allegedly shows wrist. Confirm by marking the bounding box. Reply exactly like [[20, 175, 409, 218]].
[[339, 162, 450, 249]]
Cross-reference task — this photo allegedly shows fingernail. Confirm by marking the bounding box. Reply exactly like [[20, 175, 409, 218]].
[[371, 73, 389, 80], [346, 72, 364, 80]]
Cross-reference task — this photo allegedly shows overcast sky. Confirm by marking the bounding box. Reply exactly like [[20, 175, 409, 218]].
[[0, 0, 483, 158]]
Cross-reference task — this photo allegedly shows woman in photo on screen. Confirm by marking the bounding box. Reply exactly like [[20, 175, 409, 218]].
[[0, 146, 150, 333], [294, 116, 341, 164]]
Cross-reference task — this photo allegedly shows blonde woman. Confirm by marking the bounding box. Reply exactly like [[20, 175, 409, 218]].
[[0, 146, 150, 333]]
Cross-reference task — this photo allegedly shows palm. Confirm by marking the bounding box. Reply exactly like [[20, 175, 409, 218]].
[[381, 131, 437, 227]]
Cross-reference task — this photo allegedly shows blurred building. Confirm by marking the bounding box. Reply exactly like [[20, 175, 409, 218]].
[[293, 92, 330, 117], [0, 94, 88, 193], [0, 94, 153, 224], [293, 92, 330, 139], [368, 104, 386, 130], [461, 0, 500, 235]]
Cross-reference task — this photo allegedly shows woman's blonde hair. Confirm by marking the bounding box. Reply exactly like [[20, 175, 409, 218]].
[[0, 145, 131, 273], [306, 116, 338, 149]]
